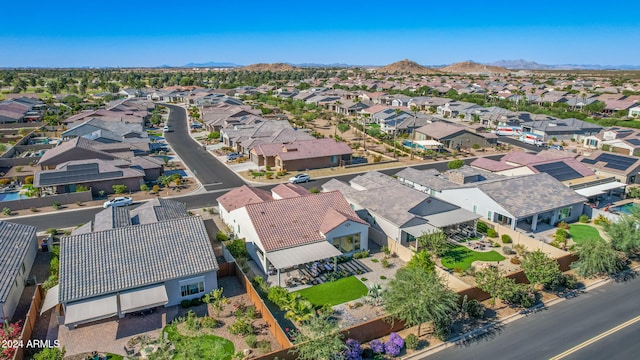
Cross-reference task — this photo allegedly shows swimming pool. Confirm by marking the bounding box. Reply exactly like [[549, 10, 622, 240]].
[[0, 191, 28, 201], [402, 140, 426, 150], [610, 203, 639, 215]]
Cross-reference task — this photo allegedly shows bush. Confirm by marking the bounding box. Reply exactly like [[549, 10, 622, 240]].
[[112, 184, 127, 194], [200, 316, 220, 329], [30, 207, 38, 212], [52, 201, 61, 210], [25, 175, 34, 184], [405, 334, 419, 350], [229, 317, 253, 337], [225, 239, 248, 259], [381, 258, 390, 268], [190, 297, 202, 306], [510, 256, 521, 265], [555, 228, 568, 243], [447, 159, 465, 169], [344, 338, 363, 360], [257, 340, 272, 354], [2, 207, 11, 215], [501, 234, 512, 244], [370, 339, 384, 354], [557, 221, 570, 230], [216, 231, 229, 242], [152, 184, 160, 193], [466, 299, 485, 318], [0, 178, 9, 186], [245, 334, 258, 348], [594, 214, 610, 226], [140, 184, 149, 192], [487, 228, 498, 238], [309, 187, 320, 194], [578, 214, 590, 223], [353, 249, 370, 259], [373, 155, 383, 163], [180, 300, 192, 308]]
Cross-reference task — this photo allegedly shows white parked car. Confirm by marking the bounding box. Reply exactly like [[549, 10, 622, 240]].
[[288, 174, 310, 184], [103, 196, 133, 208], [163, 125, 172, 132]]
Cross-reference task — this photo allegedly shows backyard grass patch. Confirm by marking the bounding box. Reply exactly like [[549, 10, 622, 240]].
[[441, 245, 505, 270], [294, 276, 368, 307], [105, 354, 123, 360], [163, 323, 234, 360], [569, 224, 604, 244]]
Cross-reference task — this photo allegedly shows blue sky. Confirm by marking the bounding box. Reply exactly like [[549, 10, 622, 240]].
[[2, 1, 639, 67]]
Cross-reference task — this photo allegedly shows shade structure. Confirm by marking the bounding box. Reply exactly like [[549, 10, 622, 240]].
[[267, 241, 342, 270], [424, 208, 482, 228], [64, 294, 118, 325], [119, 284, 169, 314], [40, 285, 59, 315], [574, 181, 626, 198]]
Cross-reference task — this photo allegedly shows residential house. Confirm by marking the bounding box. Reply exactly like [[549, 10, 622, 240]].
[[62, 118, 150, 155], [321, 171, 480, 258], [33, 159, 147, 196], [221, 120, 314, 154], [415, 121, 497, 150], [201, 104, 263, 132], [470, 151, 594, 181], [0, 221, 38, 322], [46, 216, 218, 328], [250, 138, 352, 170], [217, 186, 368, 283], [436, 101, 482, 118], [630, 105, 640, 118], [582, 127, 640, 156], [520, 118, 602, 141], [38, 137, 121, 169], [395, 166, 586, 232], [578, 150, 640, 184]]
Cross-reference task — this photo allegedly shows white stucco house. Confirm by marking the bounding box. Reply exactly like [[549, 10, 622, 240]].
[[217, 184, 369, 281]]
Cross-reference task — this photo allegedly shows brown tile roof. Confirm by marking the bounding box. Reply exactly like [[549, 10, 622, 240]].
[[271, 183, 309, 199], [246, 191, 367, 252], [217, 185, 272, 212], [470, 157, 518, 172], [37, 137, 118, 166], [254, 138, 351, 161]]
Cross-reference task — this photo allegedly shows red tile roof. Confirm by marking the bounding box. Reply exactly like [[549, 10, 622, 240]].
[[217, 185, 272, 212], [246, 191, 367, 251]]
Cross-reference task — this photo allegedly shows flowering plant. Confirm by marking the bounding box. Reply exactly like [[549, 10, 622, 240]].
[[369, 339, 384, 354], [0, 320, 23, 359], [384, 332, 405, 357], [344, 338, 363, 360]]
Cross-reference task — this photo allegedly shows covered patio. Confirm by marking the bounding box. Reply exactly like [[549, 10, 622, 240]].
[[404, 209, 482, 249], [266, 241, 343, 287]]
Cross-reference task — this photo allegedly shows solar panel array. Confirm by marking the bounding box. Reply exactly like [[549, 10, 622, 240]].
[[581, 153, 638, 171], [533, 162, 583, 182], [626, 139, 640, 146], [39, 162, 124, 186]]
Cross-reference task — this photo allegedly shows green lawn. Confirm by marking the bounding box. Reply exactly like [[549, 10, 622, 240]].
[[294, 276, 368, 306], [569, 224, 604, 244], [441, 245, 506, 270], [164, 323, 234, 360]]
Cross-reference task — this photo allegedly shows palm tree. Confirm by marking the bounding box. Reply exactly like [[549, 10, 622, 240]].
[[410, 106, 419, 160]]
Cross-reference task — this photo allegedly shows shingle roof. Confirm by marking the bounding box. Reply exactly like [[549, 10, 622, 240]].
[[217, 185, 273, 212], [476, 173, 586, 218], [59, 216, 218, 303], [0, 221, 37, 302], [245, 191, 367, 252]]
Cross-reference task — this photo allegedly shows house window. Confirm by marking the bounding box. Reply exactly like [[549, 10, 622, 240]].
[[473, 205, 477, 213], [558, 206, 572, 220], [332, 233, 361, 253], [488, 211, 492, 221], [180, 277, 205, 297], [331, 155, 338, 163], [496, 213, 512, 225]]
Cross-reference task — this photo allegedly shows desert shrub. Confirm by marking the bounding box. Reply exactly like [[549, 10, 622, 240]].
[[476, 221, 489, 234], [200, 316, 220, 329], [556, 221, 570, 230], [0, 178, 10, 186], [381, 258, 390, 268], [257, 340, 272, 354], [25, 175, 34, 184], [579, 214, 590, 223], [405, 334, 419, 350], [29, 207, 38, 212], [487, 228, 498, 238], [501, 234, 512, 244], [112, 184, 127, 194], [152, 184, 160, 193], [353, 249, 370, 259], [510, 256, 521, 265], [373, 155, 383, 163], [229, 317, 253, 337], [185, 311, 201, 331], [502, 283, 537, 308], [52, 201, 61, 210], [309, 187, 320, 194], [593, 215, 610, 226], [140, 184, 149, 192], [3, 207, 12, 215], [555, 228, 568, 243], [466, 299, 485, 318], [245, 334, 258, 348]]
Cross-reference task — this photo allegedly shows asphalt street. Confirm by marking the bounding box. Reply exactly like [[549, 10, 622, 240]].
[[425, 275, 640, 360], [163, 104, 245, 191]]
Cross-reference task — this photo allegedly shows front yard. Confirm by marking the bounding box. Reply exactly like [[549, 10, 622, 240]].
[[294, 276, 368, 307], [441, 245, 505, 271]]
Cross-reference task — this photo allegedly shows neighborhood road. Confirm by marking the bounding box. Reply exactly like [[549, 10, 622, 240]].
[[163, 104, 245, 191], [425, 275, 640, 360]]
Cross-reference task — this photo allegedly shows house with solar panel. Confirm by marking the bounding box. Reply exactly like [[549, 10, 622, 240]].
[[0, 221, 38, 323], [578, 150, 640, 184], [520, 117, 602, 142], [582, 127, 640, 156], [395, 166, 587, 232]]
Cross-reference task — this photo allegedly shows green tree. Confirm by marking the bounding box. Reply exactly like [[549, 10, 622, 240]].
[[475, 265, 510, 308], [112, 184, 127, 194], [417, 230, 449, 257], [520, 249, 561, 289], [290, 312, 345, 360], [33, 347, 66, 360], [407, 250, 435, 273], [571, 239, 626, 278], [447, 159, 465, 169], [383, 266, 459, 338], [604, 210, 640, 255]]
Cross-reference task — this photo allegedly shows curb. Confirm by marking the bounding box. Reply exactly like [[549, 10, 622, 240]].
[[402, 266, 640, 359]]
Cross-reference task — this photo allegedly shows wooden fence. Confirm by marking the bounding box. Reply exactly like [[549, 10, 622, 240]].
[[12, 285, 44, 360]]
